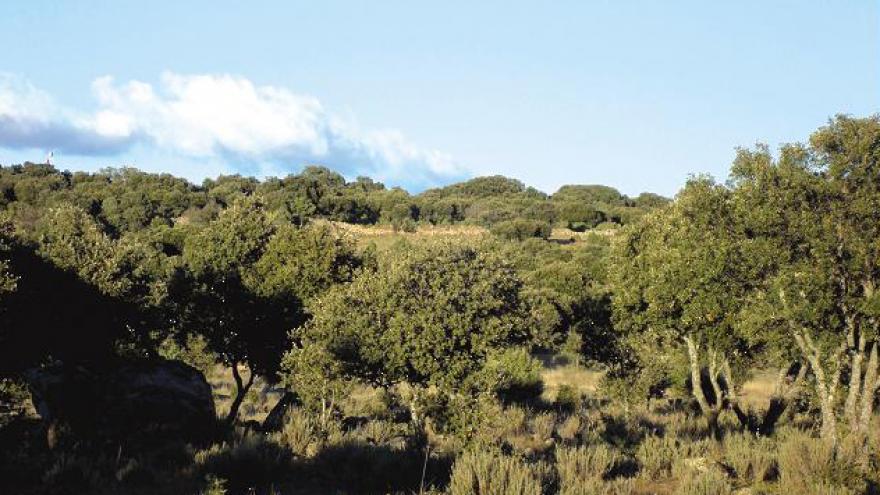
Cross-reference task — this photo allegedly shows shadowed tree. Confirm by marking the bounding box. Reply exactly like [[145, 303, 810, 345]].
[[179, 199, 361, 424]]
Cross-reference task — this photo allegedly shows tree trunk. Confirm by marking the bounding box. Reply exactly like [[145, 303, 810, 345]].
[[843, 321, 865, 428], [759, 362, 807, 436], [857, 342, 879, 435], [685, 336, 720, 438], [721, 358, 755, 432], [794, 330, 842, 446], [226, 362, 255, 425]]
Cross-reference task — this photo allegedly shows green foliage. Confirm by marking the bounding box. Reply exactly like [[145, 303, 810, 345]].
[[0, 217, 17, 298], [552, 184, 627, 206], [291, 241, 534, 394], [465, 348, 544, 405], [490, 218, 552, 241], [555, 384, 580, 412], [250, 222, 359, 304], [193, 432, 292, 492], [557, 202, 606, 231], [158, 334, 218, 376], [636, 435, 712, 479]]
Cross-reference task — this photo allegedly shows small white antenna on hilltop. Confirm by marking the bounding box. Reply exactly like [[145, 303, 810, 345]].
[[45, 151, 54, 166]]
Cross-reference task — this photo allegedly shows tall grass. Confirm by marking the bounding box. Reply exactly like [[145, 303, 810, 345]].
[[448, 451, 543, 495], [721, 432, 774, 483]]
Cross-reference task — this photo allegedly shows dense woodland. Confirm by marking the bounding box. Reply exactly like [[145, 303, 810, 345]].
[[1, 115, 879, 495]]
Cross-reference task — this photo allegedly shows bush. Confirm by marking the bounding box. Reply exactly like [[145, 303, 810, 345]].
[[490, 218, 552, 241], [556, 444, 622, 485], [530, 412, 557, 444], [392, 216, 418, 233], [448, 451, 542, 495], [636, 434, 711, 479], [467, 348, 544, 406], [776, 430, 865, 495], [676, 468, 731, 495], [555, 385, 581, 413], [721, 432, 774, 483], [277, 408, 319, 456], [557, 414, 582, 443], [309, 438, 448, 494], [193, 432, 292, 492]]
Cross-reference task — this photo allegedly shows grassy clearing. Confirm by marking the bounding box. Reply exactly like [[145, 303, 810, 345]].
[[320, 220, 617, 251]]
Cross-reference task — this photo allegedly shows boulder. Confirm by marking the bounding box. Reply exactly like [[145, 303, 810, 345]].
[[27, 359, 216, 447]]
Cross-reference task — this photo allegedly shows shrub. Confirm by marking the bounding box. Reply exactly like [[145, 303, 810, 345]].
[[490, 218, 552, 241], [555, 385, 580, 413], [636, 434, 711, 479], [310, 438, 449, 494], [448, 451, 542, 495], [392, 216, 418, 233], [557, 414, 582, 443], [776, 430, 865, 495], [193, 432, 292, 492], [157, 334, 218, 375], [676, 468, 732, 495], [467, 348, 544, 406], [556, 444, 622, 486], [277, 408, 319, 456], [201, 475, 227, 495], [530, 412, 557, 443], [721, 432, 774, 483]]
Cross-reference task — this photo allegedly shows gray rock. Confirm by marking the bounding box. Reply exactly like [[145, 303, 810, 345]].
[[27, 359, 216, 447]]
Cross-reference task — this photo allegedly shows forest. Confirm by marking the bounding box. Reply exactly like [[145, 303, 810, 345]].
[[0, 114, 879, 495]]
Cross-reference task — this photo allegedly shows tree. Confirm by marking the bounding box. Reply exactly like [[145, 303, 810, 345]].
[[0, 207, 165, 376], [490, 218, 552, 241], [731, 116, 880, 445], [609, 177, 754, 436], [249, 222, 360, 305], [180, 198, 282, 424], [0, 218, 16, 298], [557, 202, 606, 231], [285, 241, 535, 421], [180, 199, 361, 424]]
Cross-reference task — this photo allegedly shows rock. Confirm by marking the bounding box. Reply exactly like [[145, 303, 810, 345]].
[[27, 359, 216, 447]]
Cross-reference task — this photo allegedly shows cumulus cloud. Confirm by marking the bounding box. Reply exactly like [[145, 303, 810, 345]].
[[0, 72, 465, 186], [0, 74, 133, 155]]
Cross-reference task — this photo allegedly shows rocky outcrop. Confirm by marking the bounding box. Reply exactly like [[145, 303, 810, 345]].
[[27, 359, 216, 447]]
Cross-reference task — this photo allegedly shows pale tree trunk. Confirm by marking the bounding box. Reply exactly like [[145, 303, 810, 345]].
[[720, 357, 754, 432], [843, 318, 866, 428], [857, 342, 879, 435], [226, 362, 255, 425], [793, 330, 845, 446], [685, 336, 721, 438]]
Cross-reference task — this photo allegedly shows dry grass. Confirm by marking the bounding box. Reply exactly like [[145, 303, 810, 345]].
[[320, 220, 489, 250], [550, 227, 619, 242], [207, 364, 283, 423], [739, 370, 777, 409], [538, 354, 603, 401]]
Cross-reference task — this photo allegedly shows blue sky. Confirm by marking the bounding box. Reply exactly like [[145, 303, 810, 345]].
[[1, 1, 877, 196]]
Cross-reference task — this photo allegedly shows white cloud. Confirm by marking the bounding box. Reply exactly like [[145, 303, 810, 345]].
[[0, 74, 133, 155], [0, 72, 466, 186]]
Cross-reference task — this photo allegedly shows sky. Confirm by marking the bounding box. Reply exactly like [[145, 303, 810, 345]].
[[0, 1, 877, 197]]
